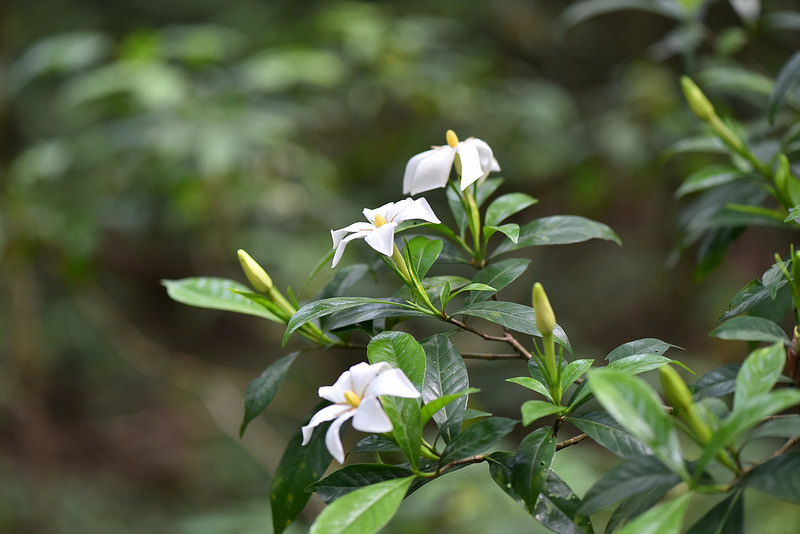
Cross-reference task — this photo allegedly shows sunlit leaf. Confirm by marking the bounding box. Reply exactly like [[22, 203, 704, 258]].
[[493, 215, 621, 257], [162, 277, 282, 321]]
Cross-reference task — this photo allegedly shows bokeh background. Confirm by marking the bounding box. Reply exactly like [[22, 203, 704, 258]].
[[3, 1, 800, 532]]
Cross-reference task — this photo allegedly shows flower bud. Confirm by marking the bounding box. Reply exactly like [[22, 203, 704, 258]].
[[237, 249, 273, 293], [659, 364, 693, 413], [680, 76, 715, 122], [532, 282, 556, 336]]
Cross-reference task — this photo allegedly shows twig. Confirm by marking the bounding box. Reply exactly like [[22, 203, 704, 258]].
[[773, 437, 800, 458], [435, 454, 487, 476], [556, 433, 588, 451], [446, 317, 533, 360], [461, 352, 526, 360]]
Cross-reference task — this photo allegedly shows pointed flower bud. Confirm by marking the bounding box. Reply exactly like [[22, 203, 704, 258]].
[[680, 76, 715, 122], [659, 364, 693, 413], [237, 249, 273, 293], [532, 282, 556, 336]]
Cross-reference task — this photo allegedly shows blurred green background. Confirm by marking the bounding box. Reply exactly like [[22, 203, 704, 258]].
[[3, 1, 800, 532]]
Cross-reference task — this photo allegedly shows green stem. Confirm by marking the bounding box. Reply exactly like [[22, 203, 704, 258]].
[[542, 333, 561, 405], [709, 115, 770, 176], [463, 188, 483, 261]]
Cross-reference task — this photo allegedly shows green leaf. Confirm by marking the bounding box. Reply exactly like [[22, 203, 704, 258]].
[[559, 0, 684, 30], [616, 493, 691, 534], [484, 223, 520, 244], [350, 435, 402, 454], [567, 411, 651, 458], [675, 166, 750, 198], [700, 66, 773, 96], [420, 388, 480, 426], [367, 331, 426, 390], [493, 215, 621, 257], [741, 452, 800, 502], [606, 338, 680, 362], [456, 301, 573, 353], [718, 279, 783, 323], [507, 376, 554, 402], [318, 264, 370, 299], [485, 193, 539, 227], [512, 428, 556, 513], [661, 136, 726, 160], [467, 258, 531, 304], [439, 417, 518, 465], [308, 476, 414, 534], [588, 370, 685, 476], [605, 354, 676, 376], [162, 277, 282, 321], [321, 299, 428, 332], [605, 483, 675, 533], [308, 464, 414, 504], [476, 177, 505, 206], [770, 50, 800, 124], [747, 415, 800, 441], [521, 400, 564, 426], [579, 456, 680, 515], [405, 236, 443, 280], [421, 334, 469, 442], [734, 342, 786, 411], [270, 411, 332, 534], [710, 317, 790, 346], [691, 364, 740, 399], [240, 352, 298, 437], [534, 470, 594, 534], [785, 204, 800, 223], [446, 184, 469, 235], [382, 396, 422, 470], [560, 359, 594, 387], [686, 491, 743, 534]]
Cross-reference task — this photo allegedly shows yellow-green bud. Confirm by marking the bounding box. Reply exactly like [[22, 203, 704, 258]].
[[659, 364, 693, 413], [237, 249, 273, 293], [680, 76, 715, 122], [532, 282, 556, 336]]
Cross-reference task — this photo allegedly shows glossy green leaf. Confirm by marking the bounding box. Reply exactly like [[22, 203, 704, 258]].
[[271, 413, 332, 534], [487, 451, 524, 507], [616, 493, 690, 534], [588, 370, 685, 476], [321, 300, 428, 332], [512, 428, 556, 513], [493, 215, 621, 257], [318, 264, 370, 299], [691, 364, 740, 399], [439, 417, 518, 465], [606, 338, 680, 362], [467, 258, 531, 304], [308, 476, 414, 534], [484, 223, 520, 244], [579, 456, 680, 515], [770, 50, 800, 124], [560, 359, 594, 388], [240, 352, 298, 437], [734, 342, 786, 411], [308, 464, 414, 504], [420, 388, 479, 426], [350, 435, 402, 454], [421, 334, 469, 442], [162, 277, 282, 321], [741, 452, 800, 502], [382, 396, 422, 470], [521, 400, 564, 426], [710, 317, 790, 346], [605, 354, 675, 376], [533, 470, 593, 534], [567, 411, 651, 458], [718, 279, 784, 323], [686, 491, 743, 534], [507, 376, 554, 402], [367, 331, 426, 390], [675, 166, 750, 198], [405, 236, 443, 280], [485, 193, 539, 227]]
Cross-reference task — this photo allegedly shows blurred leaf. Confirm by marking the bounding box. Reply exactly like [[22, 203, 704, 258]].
[[367, 331, 426, 390], [559, 0, 684, 31], [770, 51, 800, 124], [616, 493, 690, 534], [675, 166, 751, 198], [606, 483, 675, 533], [240, 352, 299, 437], [319, 264, 370, 299], [439, 417, 518, 465], [691, 364, 741, 400], [686, 491, 743, 534], [606, 338, 680, 362], [308, 476, 414, 534], [661, 136, 727, 160], [493, 215, 621, 257], [741, 453, 800, 502], [241, 49, 345, 92], [747, 415, 800, 441], [485, 193, 539, 227], [710, 317, 790, 347], [467, 258, 530, 304], [734, 342, 786, 410], [730, 0, 761, 24], [765, 11, 800, 32], [309, 464, 414, 504], [520, 400, 564, 426], [567, 411, 651, 458], [512, 428, 556, 513], [699, 67, 772, 96], [162, 277, 282, 321], [476, 178, 505, 206], [446, 185, 469, 235], [421, 335, 469, 442]]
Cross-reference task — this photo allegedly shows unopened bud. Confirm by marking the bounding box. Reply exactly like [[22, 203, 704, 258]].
[[659, 364, 693, 413], [532, 283, 556, 336], [680, 76, 715, 122], [237, 249, 273, 293]]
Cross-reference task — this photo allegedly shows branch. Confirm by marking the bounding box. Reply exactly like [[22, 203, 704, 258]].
[[435, 454, 487, 476], [446, 317, 533, 360], [461, 352, 526, 360], [556, 433, 588, 451], [773, 436, 799, 458]]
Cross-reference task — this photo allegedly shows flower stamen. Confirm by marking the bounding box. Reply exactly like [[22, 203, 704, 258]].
[[446, 129, 459, 148], [344, 390, 361, 407], [374, 213, 387, 227]]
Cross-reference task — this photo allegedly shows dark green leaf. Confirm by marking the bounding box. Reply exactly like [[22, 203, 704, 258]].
[[533, 470, 594, 534], [747, 415, 800, 441], [421, 334, 469, 442], [770, 51, 800, 124], [661, 136, 726, 160], [405, 236, 443, 280], [350, 435, 402, 454], [240, 352, 298, 437], [691, 364, 741, 400], [162, 277, 282, 321], [616, 493, 690, 534], [493, 215, 621, 257], [270, 412, 332, 534], [686, 491, 743, 534], [717, 279, 779, 323], [439, 417, 518, 465], [700, 66, 772, 96], [485, 193, 539, 227], [606, 484, 675, 533], [420, 388, 479, 425], [579, 456, 680, 515], [476, 177, 505, 206], [382, 396, 422, 470], [521, 400, 564, 426], [559, 0, 684, 30], [675, 166, 750, 198], [446, 184, 469, 234], [512, 428, 556, 513], [710, 317, 790, 346], [606, 338, 680, 362], [468, 258, 531, 304], [367, 331, 426, 390], [567, 411, 651, 458], [308, 476, 414, 534], [308, 464, 414, 504], [734, 342, 786, 410], [487, 451, 524, 507], [321, 300, 428, 332], [741, 452, 800, 502], [318, 264, 370, 299]]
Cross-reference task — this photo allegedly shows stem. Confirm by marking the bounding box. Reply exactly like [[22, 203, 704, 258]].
[[542, 333, 561, 405], [391, 244, 413, 282], [463, 187, 483, 261], [446, 317, 534, 360]]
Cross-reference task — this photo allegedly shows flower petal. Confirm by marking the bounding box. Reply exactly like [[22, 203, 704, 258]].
[[363, 201, 396, 224], [402, 150, 435, 195], [365, 368, 421, 399], [363, 222, 397, 257], [466, 138, 498, 173], [331, 222, 374, 248], [325, 411, 354, 463], [405, 146, 456, 195], [352, 396, 393, 434], [393, 197, 441, 225], [349, 361, 391, 396], [456, 141, 484, 190], [301, 404, 351, 445], [319, 367, 358, 403], [331, 229, 371, 268]]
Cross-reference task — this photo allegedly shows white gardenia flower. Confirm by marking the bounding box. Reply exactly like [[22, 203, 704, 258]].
[[301, 361, 421, 463], [330, 197, 440, 267], [403, 129, 501, 196]]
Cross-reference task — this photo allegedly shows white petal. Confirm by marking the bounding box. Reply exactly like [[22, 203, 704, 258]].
[[456, 141, 484, 190], [393, 197, 441, 225], [331, 222, 374, 248], [365, 368, 421, 399], [325, 411, 354, 463], [348, 361, 391, 396], [403, 150, 435, 195], [363, 222, 397, 257], [382, 198, 413, 222], [331, 230, 371, 268], [363, 201, 396, 224], [352, 396, 393, 434], [406, 147, 456, 195], [301, 404, 351, 445], [466, 138, 497, 173]]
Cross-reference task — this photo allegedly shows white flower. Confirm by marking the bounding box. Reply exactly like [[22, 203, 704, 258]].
[[330, 197, 441, 267], [403, 129, 500, 196], [301, 361, 421, 463]]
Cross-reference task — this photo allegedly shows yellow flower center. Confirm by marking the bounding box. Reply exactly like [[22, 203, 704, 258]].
[[374, 213, 387, 227], [446, 129, 459, 148], [344, 390, 361, 407]]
